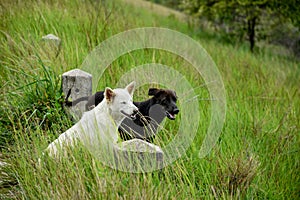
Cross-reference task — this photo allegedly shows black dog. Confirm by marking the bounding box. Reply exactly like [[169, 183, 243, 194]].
[[65, 90, 104, 111], [65, 88, 179, 141]]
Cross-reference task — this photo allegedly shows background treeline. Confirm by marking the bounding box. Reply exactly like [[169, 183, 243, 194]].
[[148, 0, 300, 56]]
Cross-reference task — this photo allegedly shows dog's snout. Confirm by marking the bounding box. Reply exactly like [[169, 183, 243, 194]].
[[173, 108, 179, 114], [129, 109, 139, 120], [133, 109, 138, 115]]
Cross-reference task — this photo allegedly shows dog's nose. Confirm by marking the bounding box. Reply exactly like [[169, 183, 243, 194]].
[[173, 108, 179, 114], [133, 109, 138, 115], [129, 109, 138, 120]]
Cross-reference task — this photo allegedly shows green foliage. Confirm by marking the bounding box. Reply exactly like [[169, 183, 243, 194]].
[[0, 0, 299, 199], [181, 0, 300, 53], [0, 59, 68, 149], [269, 0, 300, 28]]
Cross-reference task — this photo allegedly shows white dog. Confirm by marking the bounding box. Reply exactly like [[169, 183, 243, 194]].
[[46, 81, 138, 157]]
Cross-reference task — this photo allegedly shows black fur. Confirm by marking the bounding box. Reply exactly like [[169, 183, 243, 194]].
[[65, 88, 179, 141], [65, 89, 104, 110]]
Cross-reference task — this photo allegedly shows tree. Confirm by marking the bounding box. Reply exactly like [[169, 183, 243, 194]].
[[270, 0, 300, 28], [181, 0, 300, 53]]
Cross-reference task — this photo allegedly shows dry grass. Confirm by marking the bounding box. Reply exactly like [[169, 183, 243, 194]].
[[122, 0, 188, 22]]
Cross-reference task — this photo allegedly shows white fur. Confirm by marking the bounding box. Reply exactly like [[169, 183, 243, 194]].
[[46, 82, 137, 157]]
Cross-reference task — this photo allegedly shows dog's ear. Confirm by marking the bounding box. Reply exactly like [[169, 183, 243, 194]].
[[173, 90, 178, 99], [148, 88, 160, 96], [125, 81, 136, 96], [104, 87, 115, 103]]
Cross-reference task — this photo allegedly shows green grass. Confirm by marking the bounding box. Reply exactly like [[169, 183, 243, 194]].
[[0, 0, 299, 199]]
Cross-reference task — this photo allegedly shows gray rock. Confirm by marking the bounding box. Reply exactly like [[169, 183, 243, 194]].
[[62, 69, 92, 119], [114, 139, 164, 172], [42, 34, 61, 46], [41, 34, 62, 57]]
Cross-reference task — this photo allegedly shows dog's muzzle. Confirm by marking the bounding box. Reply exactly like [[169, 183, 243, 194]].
[[166, 108, 179, 120], [121, 110, 138, 120]]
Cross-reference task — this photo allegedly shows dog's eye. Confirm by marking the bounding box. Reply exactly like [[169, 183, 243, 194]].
[[161, 99, 167, 105], [120, 101, 127, 104]]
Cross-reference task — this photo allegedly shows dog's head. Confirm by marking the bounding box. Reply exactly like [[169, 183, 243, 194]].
[[104, 81, 138, 120], [148, 88, 179, 120]]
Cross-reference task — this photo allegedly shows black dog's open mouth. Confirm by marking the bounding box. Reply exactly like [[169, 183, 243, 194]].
[[166, 111, 177, 120], [121, 110, 137, 120]]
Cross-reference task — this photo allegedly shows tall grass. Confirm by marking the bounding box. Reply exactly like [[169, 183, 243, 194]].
[[0, 0, 299, 199]]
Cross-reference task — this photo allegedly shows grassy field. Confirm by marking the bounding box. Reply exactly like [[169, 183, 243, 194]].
[[0, 0, 299, 199]]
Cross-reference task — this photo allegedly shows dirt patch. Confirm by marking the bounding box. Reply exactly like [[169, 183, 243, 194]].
[[122, 0, 188, 22]]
